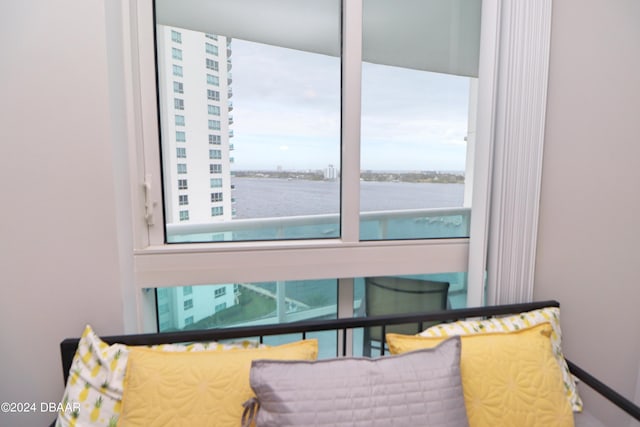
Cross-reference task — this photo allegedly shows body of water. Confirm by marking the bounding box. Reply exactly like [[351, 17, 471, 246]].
[[232, 177, 465, 219]]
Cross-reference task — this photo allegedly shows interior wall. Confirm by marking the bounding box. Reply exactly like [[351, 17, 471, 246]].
[[535, 0, 640, 426], [0, 1, 125, 426]]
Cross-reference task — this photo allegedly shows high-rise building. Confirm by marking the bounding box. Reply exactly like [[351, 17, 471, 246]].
[[156, 26, 234, 225], [155, 26, 236, 330]]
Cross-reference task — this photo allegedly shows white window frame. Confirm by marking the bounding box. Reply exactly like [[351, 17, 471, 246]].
[[118, 0, 551, 332]]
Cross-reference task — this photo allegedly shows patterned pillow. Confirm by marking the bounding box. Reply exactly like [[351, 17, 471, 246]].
[[55, 325, 264, 427], [387, 324, 574, 427], [419, 306, 582, 412]]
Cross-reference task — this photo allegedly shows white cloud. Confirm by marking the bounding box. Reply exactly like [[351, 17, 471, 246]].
[[229, 38, 471, 171]]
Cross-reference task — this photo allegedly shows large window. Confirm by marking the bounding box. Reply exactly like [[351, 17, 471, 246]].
[[153, 0, 478, 245], [135, 0, 492, 337]]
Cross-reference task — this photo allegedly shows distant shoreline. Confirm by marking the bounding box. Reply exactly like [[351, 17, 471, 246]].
[[232, 170, 465, 184]]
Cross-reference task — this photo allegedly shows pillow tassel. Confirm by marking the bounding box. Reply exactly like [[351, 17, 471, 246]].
[[241, 397, 259, 427]]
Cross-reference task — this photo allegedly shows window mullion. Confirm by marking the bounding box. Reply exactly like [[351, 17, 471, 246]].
[[340, 0, 363, 243]]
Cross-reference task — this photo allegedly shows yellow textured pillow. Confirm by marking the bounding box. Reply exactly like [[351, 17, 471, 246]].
[[119, 339, 318, 427], [54, 325, 266, 427], [419, 306, 582, 412], [387, 324, 574, 427]]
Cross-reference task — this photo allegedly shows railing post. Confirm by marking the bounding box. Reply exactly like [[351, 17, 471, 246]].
[[276, 281, 286, 323]]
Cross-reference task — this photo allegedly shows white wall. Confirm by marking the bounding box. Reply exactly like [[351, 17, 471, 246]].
[[0, 1, 125, 426], [535, 0, 640, 426]]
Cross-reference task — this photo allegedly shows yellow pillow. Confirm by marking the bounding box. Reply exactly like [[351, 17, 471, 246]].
[[118, 339, 318, 427], [54, 325, 266, 427], [419, 306, 582, 412], [387, 324, 574, 427]]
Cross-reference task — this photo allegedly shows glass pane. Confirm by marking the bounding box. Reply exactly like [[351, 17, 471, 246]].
[[154, 1, 342, 243], [156, 279, 337, 332], [352, 272, 467, 356], [359, 0, 481, 240]]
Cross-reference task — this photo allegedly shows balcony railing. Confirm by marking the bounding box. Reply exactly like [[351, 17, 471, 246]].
[[166, 206, 470, 243]]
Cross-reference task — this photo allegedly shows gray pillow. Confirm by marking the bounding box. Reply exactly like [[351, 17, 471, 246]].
[[246, 336, 468, 427]]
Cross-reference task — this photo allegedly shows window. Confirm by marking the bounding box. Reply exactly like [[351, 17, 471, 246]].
[[184, 316, 194, 326], [172, 47, 182, 60], [177, 163, 187, 174], [211, 192, 223, 202], [178, 179, 188, 190], [205, 34, 218, 40], [208, 105, 220, 115], [210, 178, 223, 188], [175, 131, 186, 142], [158, 303, 169, 314], [179, 194, 189, 205], [211, 206, 224, 216], [209, 149, 221, 159], [206, 58, 219, 71], [175, 115, 185, 126], [171, 30, 181, 43], [141, 0, 502, 336], [174, 98, 184, 110], [183, 285, 193, 295], [184, 299, 193, 310], [214, 287, 226, 298], [172, 64, 182, 77], [176, 147, 186, 158], [173, 81, 183, 94], [179, 210, 189, 221], [207, 90, 220, 101], [207, 74, 219, 86], [205, 43, 218, 55], [207, 120, 220, 130]]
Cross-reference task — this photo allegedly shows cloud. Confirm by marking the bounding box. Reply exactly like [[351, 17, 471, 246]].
[[229, 38, 471, 171]]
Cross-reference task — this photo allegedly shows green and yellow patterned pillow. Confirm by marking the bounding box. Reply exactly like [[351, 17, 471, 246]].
[[419, 306, 582, 412], [55, 325, 264, 427]]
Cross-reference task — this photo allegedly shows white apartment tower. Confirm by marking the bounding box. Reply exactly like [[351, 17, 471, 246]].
[[155, 26, 237, 331], [156, 26, 234, 224]]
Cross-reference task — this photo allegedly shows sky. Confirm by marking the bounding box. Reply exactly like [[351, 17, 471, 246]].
[[231, 39, 472, 172]]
